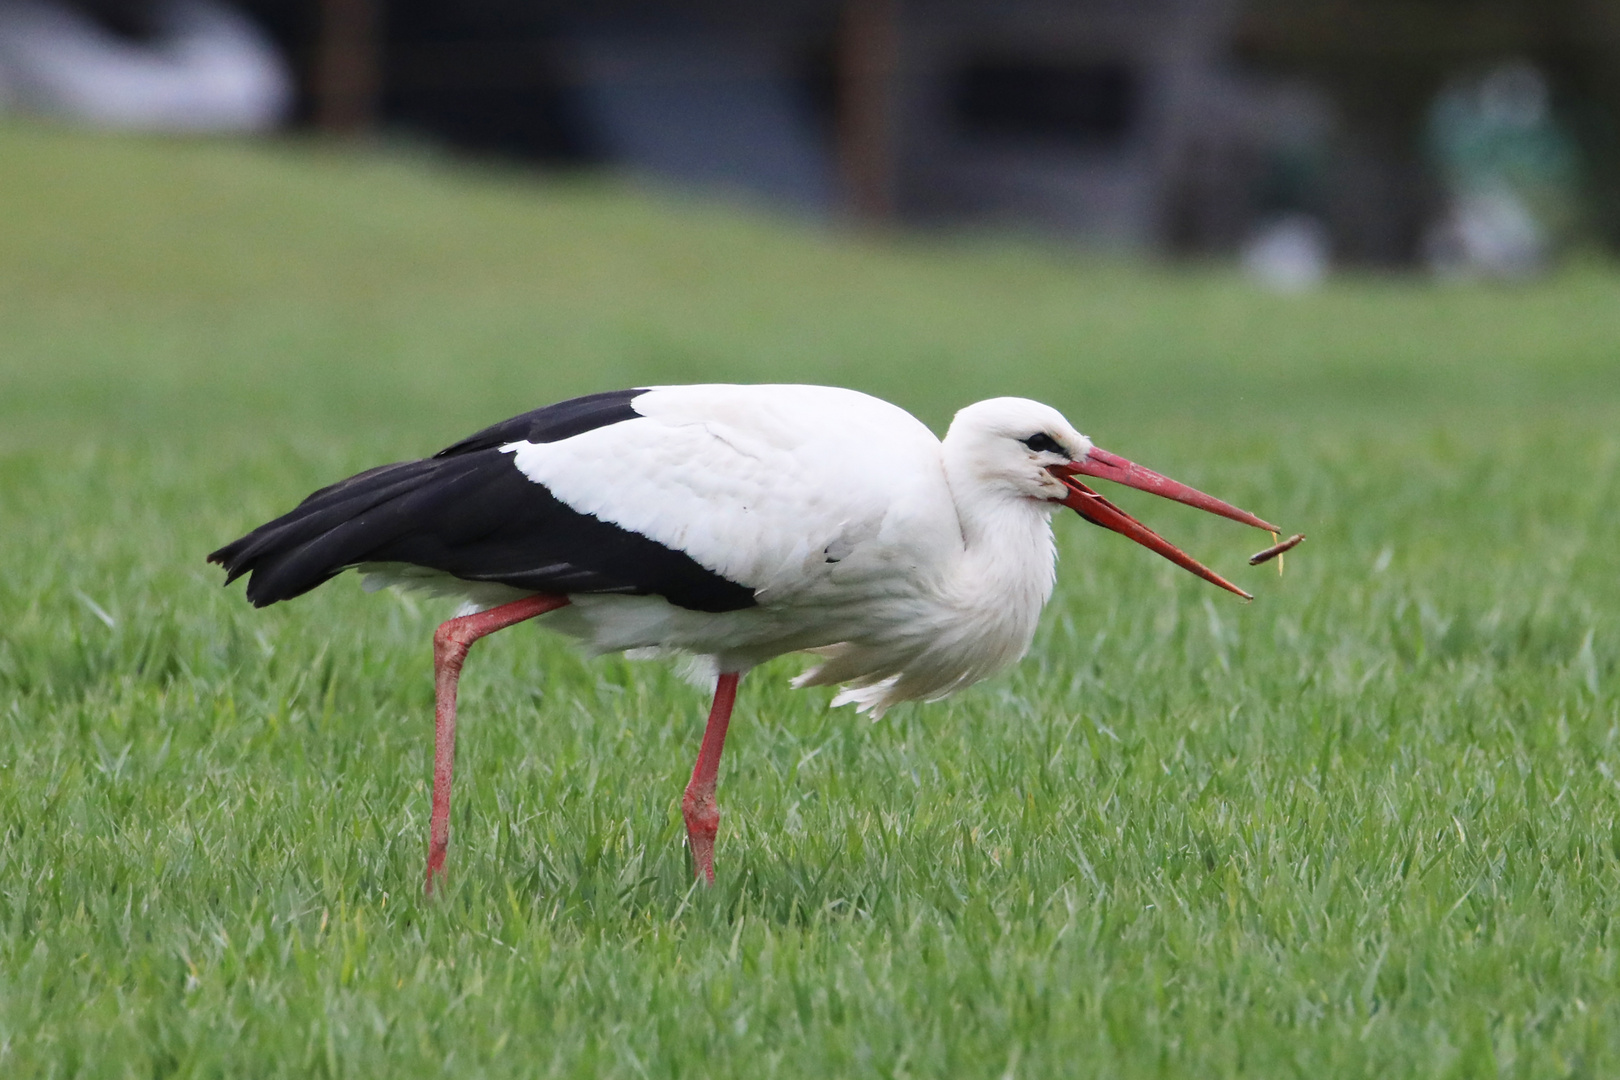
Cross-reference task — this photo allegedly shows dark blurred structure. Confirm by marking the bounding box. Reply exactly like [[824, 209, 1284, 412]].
[[11, 0, 1619, 263]]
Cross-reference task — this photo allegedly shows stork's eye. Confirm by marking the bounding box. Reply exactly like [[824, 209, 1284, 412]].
[[1022, 433, 1065, 455]]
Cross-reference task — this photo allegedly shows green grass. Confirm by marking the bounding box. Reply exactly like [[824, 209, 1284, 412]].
[[1, 123, 1618, 1078]]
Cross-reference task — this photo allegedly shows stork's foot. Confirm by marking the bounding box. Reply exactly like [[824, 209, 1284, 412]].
[[682, 787, 721, 884], [425, 839, 450, 891]]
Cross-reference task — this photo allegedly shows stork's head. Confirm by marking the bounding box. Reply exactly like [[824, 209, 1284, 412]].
[[945, 397, 1279, 600]]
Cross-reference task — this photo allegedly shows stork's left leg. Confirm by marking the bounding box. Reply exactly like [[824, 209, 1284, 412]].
[[427, 593, 569, 896], [682, 672, 742, 884]]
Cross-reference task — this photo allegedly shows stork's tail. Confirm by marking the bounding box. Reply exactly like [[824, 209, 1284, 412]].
[[208, 458, 458, 607]]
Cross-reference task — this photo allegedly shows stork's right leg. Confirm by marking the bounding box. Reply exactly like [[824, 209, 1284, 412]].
[[682, 672, 742, 885], [427, 593, 569, 895]]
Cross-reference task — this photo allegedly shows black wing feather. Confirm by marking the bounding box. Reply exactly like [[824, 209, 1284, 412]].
[[208, 390, 757, 613], [433, 388, 648, 458]]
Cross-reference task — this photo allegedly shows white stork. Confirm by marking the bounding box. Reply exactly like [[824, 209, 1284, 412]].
[[210, 385, 1279, 892]]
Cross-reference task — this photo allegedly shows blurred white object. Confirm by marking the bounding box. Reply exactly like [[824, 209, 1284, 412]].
[[1242, 213, 1330, 292], [0, 0, 290, 131], [1424, 184, 1546, 280]]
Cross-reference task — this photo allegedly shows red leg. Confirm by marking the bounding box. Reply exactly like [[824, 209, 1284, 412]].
[[426, 593, 569, 895], [682, 672, 742, 885]]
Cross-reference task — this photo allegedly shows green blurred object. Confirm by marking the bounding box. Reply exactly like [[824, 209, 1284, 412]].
[[1425, 62, 1585, 277], [2, 125, 1618, 1078]]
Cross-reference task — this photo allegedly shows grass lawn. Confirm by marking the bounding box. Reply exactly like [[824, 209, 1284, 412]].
[[1, 123, 1618, 1078]]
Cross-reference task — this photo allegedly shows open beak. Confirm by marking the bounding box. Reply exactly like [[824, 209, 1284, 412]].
[[1052, 447, 1279, 601]]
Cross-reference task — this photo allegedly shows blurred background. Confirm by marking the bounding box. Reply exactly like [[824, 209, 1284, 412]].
[[1, 0, 1616, 280]]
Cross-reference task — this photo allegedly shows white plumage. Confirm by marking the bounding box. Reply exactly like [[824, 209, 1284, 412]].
[[509, 388, 1072, 712]]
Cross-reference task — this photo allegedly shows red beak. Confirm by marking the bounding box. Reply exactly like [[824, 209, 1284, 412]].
[[1053, 447, 1279, 601]]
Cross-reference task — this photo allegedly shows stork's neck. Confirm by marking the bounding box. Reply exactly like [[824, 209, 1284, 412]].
[[786, 437, 1063, 716], [941, 466, 1059, 629]]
